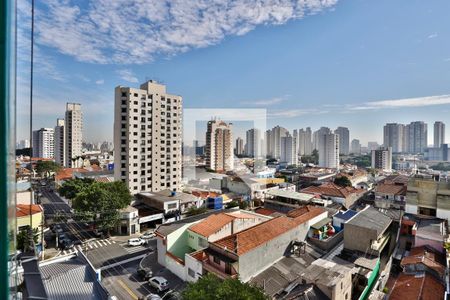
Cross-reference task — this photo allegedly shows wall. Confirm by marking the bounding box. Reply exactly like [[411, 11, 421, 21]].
[[184, 253, 203, 283], [16, 191, 33, 205], [156, 237, 166, 266], [165, 253, 186, 281], [17, 212, 42, 232], [344, 224, 377, 253], [238, 221, 310, 282]]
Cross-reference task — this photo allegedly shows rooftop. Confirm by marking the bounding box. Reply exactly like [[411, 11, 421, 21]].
[[301, 182, 365, 199], [301, 258, 352, 288], [16, 204, 43, 218], [375, 183, 406, 195], [333, 210, 358, 221], [189, 213, 236, 237], [346, 206, 392, 236], [389, 273, 444, 300], [266, 189, 315, 202], [401, 246, 446, 278], [140, 189, 198, 204]]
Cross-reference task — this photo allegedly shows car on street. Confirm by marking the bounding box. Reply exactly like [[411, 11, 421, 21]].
[[139, 294, 161, 300], [141, 231, 156, 239], [58, 233, 67, 241], [60, 238, 74, 250], [137, 265, 153, 280], [128, 238, 146, 246], [52, 224, 63, 233], [148, 276, 169, 293]]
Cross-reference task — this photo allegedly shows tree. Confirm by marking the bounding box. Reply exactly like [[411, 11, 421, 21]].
[[182, 273, 267, 300], [334, 176, 352, 187], [226, 200, 239, 209], [36, 160, 61, 178], [16, 228, 39, 252], [186, 206, 207, 217], [59, 178, 94, 200], [72, 181, 132, 233]]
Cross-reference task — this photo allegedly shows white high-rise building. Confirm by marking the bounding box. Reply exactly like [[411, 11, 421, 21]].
[[65, 103, 83, 167], [367, 142, 379, 151], [32, 128, 54, 158], [334, 127, 350, 155], [304, 127, 312, 155], [280, 134, 297, 165], [235, 137, 244, 156], [17, 139, 29, 149], [351, 139, 361, 155], [434, 121, 445, 148], [114, 80, 182, 194], [206, 119, 233, 172], [245, 128, 261, 158], [293, 129, 299, 158], [406, 121, 427, 154], [371, 147, 392, 172], [383, 123, 405, 153], [54, 118, 65, 166], [266, 126, 288, 159], [318, 133, 339, 169], [313, 127, 332, 151]]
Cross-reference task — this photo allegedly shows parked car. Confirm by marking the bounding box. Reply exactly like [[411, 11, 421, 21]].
[[128, 238, 146, 247], [141, 231, 156, 239], [52, 224, 63, 233], [60, 238, 74, 250], [148, 276, 169, 293], [137, 266, 153, 280], [58, 233, 67, 241], [139, 294, 161, 300]]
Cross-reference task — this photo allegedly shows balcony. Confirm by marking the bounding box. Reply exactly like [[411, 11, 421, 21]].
[[202, 260, 238, 280], [371, 233, 390, 252]]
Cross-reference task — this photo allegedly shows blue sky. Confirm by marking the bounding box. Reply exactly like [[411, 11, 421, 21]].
[[17, 0, 450, 145]]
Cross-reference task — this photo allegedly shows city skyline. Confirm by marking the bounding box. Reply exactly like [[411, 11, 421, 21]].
[[16, 0, 450, 144]]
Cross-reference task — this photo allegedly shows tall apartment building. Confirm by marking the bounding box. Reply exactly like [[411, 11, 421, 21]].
[[17, 139, 29, 149], [313, 127, 331, 151], [114, 80, 182, 194], [235, 137, 244, 156], [64, 103, 83, 167], [367, 142, 379, 151], [434, 121, 445, 147], [371, 147, 392, 172], [318, 133, 339, 169], [406, 121, 427, 154], [205, 119, 233, 172], [32, 128, 54, 158], [293, 129, 299, 158], [245, 128, 261, 158], [280, 134, 297, 165], [54, 118, 65, 166], [334, 127, 350, 155], [351, 139, 361, 155], [383, 123, 405, 153], [298, 127, 313, 155], [266, 126, 288, 159]]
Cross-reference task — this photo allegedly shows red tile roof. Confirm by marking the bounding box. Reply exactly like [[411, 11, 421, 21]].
[[55, 168, 87, 181], [390, 273, 444, 300], [16, 204, 43, 218], [213, 206, 325, 256], [254, 208, 276, 216], [401, 247, 445, 277], [375, 184, 406, 195], [301, 182, 365, 198], [189, 214, 237, 237]]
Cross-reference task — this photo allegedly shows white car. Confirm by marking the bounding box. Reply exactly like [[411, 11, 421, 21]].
[[141, 231, 156, 239], [148, 276, 169, 292], [128, 238, 146, 246]]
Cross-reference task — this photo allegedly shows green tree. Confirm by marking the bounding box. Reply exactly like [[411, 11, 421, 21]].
[[36, 160, 61, 178], [58, 178, 94, 200], [182, 273, 267, 300], [334, 176, 352, 187], [72, 181, 132, 233], [226, 200, 239, 209], [186, 206, 207, 217], [16, 228, 39, 252]]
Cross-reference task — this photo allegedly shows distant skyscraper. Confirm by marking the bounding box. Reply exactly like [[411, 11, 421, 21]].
[[266, 126, 288, 159], [313, 127, 331, 151], [383, 123, 405, 153], [304, 127, 312, 155], [371, 147, 392, 172], [32, 128, 54, 158], [206, 119, 233, 172], [17, 139, 29, 149], [367, 142, 379, 151], [434, 121, 445, 148], [293, 129, 299, 158], [65, 103, 83, 167], [245, 128, 261, 157], [235, 137, 244, 156], [114, 80, 182, 194], [406, 121, 427, 154], [334, 127, 350, 155], [280, 134, 297, 165], [351, 139, 361, 155], [318, 133, 339, 169], [54, 118, 65, 166]]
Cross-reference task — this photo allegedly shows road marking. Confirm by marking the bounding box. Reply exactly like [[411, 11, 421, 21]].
[[93, 243, 99, 248], [100, 240, 108, 246], [117, 279, 138, 300], [111, 240, 116, 244], [105, 240, 112, 245], [88, 243, 93, 249]]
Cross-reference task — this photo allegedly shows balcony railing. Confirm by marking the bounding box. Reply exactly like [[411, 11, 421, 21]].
[[201, 260, 238, 280]]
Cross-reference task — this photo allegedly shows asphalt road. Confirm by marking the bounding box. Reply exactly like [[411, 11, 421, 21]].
[[102, 251, 185, 300], [40, 189, 73, 217]]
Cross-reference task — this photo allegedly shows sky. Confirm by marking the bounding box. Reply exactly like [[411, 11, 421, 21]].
[[16, 0, 450, 146]]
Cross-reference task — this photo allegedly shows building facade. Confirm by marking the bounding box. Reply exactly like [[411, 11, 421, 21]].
[[266, 126, 289, 159], [434, 121, 445, 147], [280, 134, 297, 166], [113, 80, 182, 194], [235, 137, 244, 156], [318, 133, 339, 169], [371, 147, 392, 172], [245, 128, 261, 158], [64, 103, 83, 167], [406, 121, 427, 154], [351, 139, 361, 155], [334, 127, 350, 155], [383, 123, 405, 153], [206, 119, 233, 172], [54, 118, 65, 166], [32, 128, 54, 159]]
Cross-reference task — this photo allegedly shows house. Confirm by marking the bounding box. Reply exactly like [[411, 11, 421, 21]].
[[400, 214, 446, 254], [343, 206, 392, 256], [400, 246, 446, 281], [332, 210, 357, 231], [374, 183, 406, 210], [17, 204, 43, 233], [263, 189, 317, 213], [335, 169, 368, 187], [389, 273, 445, 300], [187, 206, 327, 282], [16, 181, 33, 205], [301, 182, 366, 208], [116, 206, 140, 235]]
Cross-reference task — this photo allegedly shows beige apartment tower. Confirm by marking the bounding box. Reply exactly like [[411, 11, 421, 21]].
[[206, 119, 234, 172], [54, 118, 65, 166], [114, 80, 182, 194], [64, 103, 83, 167]]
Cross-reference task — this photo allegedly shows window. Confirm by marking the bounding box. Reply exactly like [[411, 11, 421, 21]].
[[167, 203, 177, 209], [188, 268, 195, 278], [213, 256, 220, 265]]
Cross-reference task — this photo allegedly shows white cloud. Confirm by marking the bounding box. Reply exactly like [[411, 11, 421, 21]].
[[349, 94, 450, 110], [242, 96, 289, 106], [23, 0, 338, 64], [95, 79, 105, 85], [428, 33, 438, 39], [117, 69, 139, 83], [268, 108, 325, 118]]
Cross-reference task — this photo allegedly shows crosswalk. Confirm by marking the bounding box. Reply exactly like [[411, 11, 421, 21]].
[[59, 239, 116, 256]]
